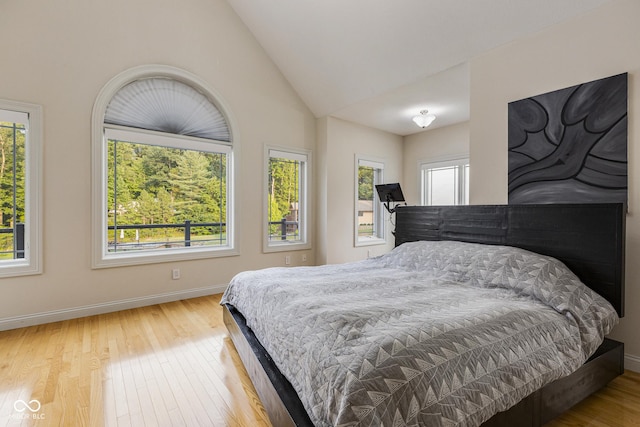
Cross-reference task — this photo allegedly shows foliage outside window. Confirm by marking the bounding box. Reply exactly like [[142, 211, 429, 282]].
[[421, 158, 469, 206], [0, 102, 42, 277], [265, 147, 310, 251], [106, 129, 229, 254], [355, 157, 384, 246], [92, 66, 236, 268]]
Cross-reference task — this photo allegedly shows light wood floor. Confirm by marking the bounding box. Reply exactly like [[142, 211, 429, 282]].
[[0, 295, 638, 426]]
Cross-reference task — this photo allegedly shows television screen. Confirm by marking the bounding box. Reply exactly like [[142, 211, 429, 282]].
[[375, 183, 405, 203]]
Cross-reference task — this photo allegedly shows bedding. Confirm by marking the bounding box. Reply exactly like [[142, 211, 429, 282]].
[[221, 240, 619, 427]]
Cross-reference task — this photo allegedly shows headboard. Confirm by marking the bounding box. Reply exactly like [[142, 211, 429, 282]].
[[394, 203, 626, 317]]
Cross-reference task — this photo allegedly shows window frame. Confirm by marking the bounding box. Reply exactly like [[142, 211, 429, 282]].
[[263, 145, 311, 253], [0, 100, 43, 278], [91, 65, 238, 268], [420, 157, 469, 206], [354, 156, 385, 247]]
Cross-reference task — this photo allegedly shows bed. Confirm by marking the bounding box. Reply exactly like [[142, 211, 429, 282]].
[[222, 203, 625, 427]]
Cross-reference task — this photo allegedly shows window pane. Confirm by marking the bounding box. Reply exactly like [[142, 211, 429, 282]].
[[357, 165, 375, 238], [421, 160, 469, 206], [356, 160, 384, 243], [0, 118, 26, 260], [268, 156, 301, 242], [107, 139, 227, 253], [464, 164, 470, 205], [428, 166, 459, 205]]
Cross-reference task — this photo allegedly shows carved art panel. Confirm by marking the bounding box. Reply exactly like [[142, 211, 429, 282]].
[[508, 73, 627, 204]]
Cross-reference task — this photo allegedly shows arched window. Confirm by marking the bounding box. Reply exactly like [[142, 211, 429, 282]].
[[92, 65, 237, 268]]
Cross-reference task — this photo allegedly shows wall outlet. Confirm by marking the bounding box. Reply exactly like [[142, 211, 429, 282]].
[[302, 254, 307, 262], [285, 255, 291, 265], [172, 268, 181, 280]]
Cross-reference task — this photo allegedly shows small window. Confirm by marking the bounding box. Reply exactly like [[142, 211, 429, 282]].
[[264, 147, 310, 251], [355, 157, 384, 246], [421, 158, 469, 206], [92, 66, 237, 268], [0, 101, 42, 277]]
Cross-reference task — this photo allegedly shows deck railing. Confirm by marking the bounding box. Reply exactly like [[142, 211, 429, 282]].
[[0, 223, 25, 259], [107, 219, 299, 251]]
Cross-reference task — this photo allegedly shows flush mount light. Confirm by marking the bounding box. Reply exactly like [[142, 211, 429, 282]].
[[412, 110, 436, 128]]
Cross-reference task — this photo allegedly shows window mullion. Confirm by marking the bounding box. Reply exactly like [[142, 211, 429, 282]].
[[12, 123, 18, 258], [112, 140, 118, 252], [458, 165, 464, 205]]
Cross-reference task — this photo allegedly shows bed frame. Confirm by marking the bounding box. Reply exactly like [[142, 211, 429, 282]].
[[223, 203, 626, 427]]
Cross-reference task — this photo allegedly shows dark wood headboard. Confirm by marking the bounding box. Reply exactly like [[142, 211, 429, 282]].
[[394, 203, 625, 317]]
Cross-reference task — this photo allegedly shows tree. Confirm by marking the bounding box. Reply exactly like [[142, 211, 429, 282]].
[[170, 150, 212, 223], [106, 138, 229, 246], [358, 166, 374, 200], [268, 157, 299, 220], [0, 123, 26, 226]]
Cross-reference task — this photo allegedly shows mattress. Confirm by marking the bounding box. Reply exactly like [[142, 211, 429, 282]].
[[221, 240, 618, 427]]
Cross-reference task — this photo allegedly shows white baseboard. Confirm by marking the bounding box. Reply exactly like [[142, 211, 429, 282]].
[[625, 353, 640, 373], [0, 284, 228, 332]]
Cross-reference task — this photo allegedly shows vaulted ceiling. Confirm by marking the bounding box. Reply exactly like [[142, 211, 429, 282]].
[[226, 0, 612, 136]]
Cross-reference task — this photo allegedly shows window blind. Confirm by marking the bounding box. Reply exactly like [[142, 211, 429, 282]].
[[104, 77, 231, 142]]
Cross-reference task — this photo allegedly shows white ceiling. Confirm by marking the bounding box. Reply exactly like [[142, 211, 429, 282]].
[[225, 0, 612, 136]]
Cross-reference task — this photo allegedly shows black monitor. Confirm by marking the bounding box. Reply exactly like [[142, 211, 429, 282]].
[[375, 183, 405, 213]]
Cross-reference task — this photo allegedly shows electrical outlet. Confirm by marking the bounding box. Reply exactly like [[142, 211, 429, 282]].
[[285, 255, 291, 265], [302, 254, 307, 262], [172, 268, 181, 280]]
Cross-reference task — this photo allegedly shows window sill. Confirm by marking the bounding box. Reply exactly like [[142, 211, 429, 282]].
[[0, 261, 42, 278], [92, 246, 239, 269], [263, 241, 311, 253], [355, 237, 387, 247]]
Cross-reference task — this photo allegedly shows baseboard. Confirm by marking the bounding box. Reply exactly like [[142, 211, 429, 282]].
[[625, 353, 640, 373], [0, 284, 228, 332]]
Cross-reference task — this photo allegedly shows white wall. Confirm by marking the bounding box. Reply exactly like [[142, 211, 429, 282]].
[[403, 122, 470, 205], [317, 117, 403, 264], [0, 0, 316, 327], [469, 0, 640, 369]]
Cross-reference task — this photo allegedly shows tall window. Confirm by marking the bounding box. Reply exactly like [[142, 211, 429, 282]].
[[421, 158, 469, 206], [92, 66, 236, 268], [265, 147, 310, 251], [0, 101, 42, 277], [355, 157, 384, 245]]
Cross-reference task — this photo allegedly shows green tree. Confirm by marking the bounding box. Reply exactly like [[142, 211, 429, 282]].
[[268, 157, 299, 220], [171, 150, 212, 222], [0, 123, 25, 227], [141, 145, 180, 195], [358, 166, 374, 200], [106, 139, 228, 247]]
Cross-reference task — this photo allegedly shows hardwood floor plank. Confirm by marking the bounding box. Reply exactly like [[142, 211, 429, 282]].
[[0, 294, 638, 426]]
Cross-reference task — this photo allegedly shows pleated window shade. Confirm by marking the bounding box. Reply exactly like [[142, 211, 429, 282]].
[[104, 78, 231, 143]]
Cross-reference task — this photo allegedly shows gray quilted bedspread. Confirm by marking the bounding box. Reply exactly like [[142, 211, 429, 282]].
[[221, 241, 618, 427]]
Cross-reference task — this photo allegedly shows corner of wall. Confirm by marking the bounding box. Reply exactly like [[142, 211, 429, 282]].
[[315, 116, 329, 265]]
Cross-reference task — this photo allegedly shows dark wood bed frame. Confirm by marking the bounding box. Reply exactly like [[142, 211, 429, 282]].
[[223, 203, 626, 427]]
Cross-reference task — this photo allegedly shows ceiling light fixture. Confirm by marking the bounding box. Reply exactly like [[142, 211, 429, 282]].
[[412, 110, 436, 128]]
